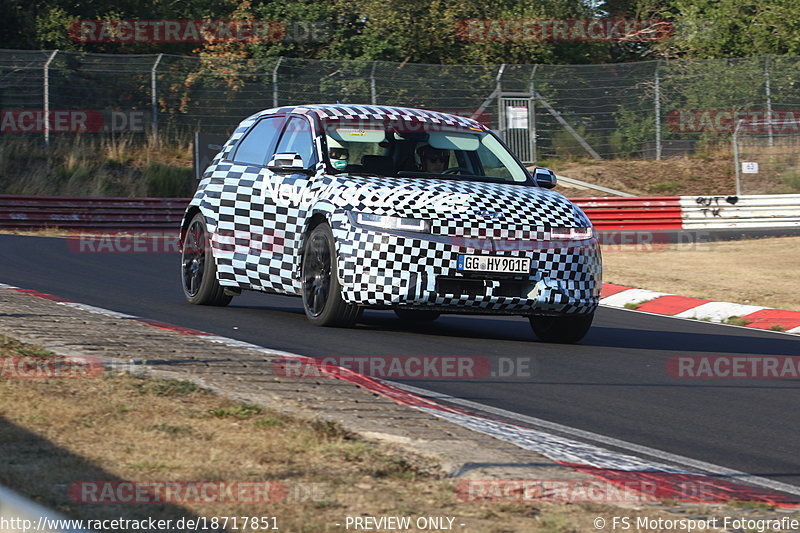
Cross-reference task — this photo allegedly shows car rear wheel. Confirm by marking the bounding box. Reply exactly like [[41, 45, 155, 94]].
[[394, 309, 440, 321], [302, 224, 361, 327], [529, 313, 593, 344], [181, 213, 232, 306]]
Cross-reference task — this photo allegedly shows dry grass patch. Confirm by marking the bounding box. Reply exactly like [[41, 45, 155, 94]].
[[0, 335, 739, 532], [602, 236, 800, 312], [0, 135, 194, 198], [551, 150, 737, 197]]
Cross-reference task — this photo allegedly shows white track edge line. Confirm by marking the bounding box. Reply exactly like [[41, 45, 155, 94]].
[[393, 382, 800, 497], [600, 303, 800, 337]]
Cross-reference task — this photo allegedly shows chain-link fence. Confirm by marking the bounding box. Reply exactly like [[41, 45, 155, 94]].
[[3, 49, 800, 166], [733, 120, 800, 195]]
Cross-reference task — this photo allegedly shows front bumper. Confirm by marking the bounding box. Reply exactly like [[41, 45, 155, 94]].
[[335, 224, 602, 316]]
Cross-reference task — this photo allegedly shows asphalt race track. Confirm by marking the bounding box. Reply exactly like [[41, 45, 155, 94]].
[[1, 234, 798, 490]]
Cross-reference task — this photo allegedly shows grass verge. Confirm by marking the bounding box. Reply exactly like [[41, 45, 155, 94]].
[[0, 134, 194, 198], [602, 236, 800, 312], [0, 335, 736, 532]]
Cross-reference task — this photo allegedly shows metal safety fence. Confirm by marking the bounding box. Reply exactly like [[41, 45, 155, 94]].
[[733, 120, 800, 195], [3, 50, 800, 164]]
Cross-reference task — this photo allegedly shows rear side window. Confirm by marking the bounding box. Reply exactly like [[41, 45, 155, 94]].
[[232, 116, 284, 166], [275, 116, 318, 167]]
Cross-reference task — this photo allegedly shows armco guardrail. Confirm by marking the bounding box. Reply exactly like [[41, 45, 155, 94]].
[[0, 195, 188, 230], [555, 174, 635, 197], [571, 196, 683, 230], [0, 194, 681, 231], [682, 194, 800, 229], [1, 194, 798, 232]]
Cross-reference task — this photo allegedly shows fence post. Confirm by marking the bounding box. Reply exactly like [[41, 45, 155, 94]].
[[654, 60, 662, 160], [151, 53, 163, 140], [370, 61, 377, 105], [496, 64, 505, 136], [529, 64, 538, 162], [43, 49, 58, 146], [732, 119, 743, 196], [272, 57, 283, 108], [765, 56, 773, 146]]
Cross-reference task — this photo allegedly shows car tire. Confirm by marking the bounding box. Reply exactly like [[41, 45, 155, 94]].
[[394, 309, 440, 321], [529, 313, 594, 344], [181, 213, 233, 306], [302, 223, 361, 327]]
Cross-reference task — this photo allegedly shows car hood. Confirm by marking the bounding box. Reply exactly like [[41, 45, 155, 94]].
[[317, 174, 591, 235]]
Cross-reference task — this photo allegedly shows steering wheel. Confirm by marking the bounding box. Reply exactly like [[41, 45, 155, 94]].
[[442, 167, 469, 175]]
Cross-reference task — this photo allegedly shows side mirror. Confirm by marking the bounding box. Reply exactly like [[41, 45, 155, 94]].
[[533, 166, 557, 189], [268, 152, 307, 171]]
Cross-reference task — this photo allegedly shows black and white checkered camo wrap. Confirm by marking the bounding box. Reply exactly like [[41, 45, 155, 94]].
[[183, 104, 601, 316], [267, 152, 306, 168]]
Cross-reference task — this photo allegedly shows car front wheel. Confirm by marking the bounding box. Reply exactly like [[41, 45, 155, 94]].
[[181, 213, 232, 306], [301, 224, 361, 327], [529, 313, 594, 344]]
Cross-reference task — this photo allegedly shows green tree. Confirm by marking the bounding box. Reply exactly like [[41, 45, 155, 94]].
[[638, 0, 800, 58]]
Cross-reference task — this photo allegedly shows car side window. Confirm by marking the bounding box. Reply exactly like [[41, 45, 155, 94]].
[[231, 116, 284, 166], [274, 116, 318, 168]]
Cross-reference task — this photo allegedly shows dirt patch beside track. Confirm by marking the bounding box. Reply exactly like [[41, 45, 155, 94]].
[[601, 236, 800, 312]]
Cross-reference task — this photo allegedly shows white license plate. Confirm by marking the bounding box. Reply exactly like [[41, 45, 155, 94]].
[[457, 254, 531, 273]]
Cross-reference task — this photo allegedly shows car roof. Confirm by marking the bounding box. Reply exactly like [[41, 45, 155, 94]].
[[253, 104, 489, 132]]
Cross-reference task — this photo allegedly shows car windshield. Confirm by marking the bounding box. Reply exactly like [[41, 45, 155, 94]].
[[322, 120, 530, 184]]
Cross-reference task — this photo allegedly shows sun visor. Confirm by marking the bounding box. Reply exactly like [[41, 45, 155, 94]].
[[427, 132, 480, 151], [329, 127, 386, 143]]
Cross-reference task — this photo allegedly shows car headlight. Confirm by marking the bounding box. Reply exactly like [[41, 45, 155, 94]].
[[549, 227, 593, 240], [351, 212, 431, 233]]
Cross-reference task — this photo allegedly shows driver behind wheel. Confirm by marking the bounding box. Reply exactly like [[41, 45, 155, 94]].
[[327, 137, 350, 170], [417, 144, 449, 173]]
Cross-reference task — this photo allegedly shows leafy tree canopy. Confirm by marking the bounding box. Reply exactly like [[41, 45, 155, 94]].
[[2, 0, 798, 62]]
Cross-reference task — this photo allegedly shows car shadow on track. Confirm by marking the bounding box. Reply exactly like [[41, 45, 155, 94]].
[[359, 311, 800, 355], [585, 326, 800, 355], [356, 311, 536, 342], [226, 301, 799, 355]]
